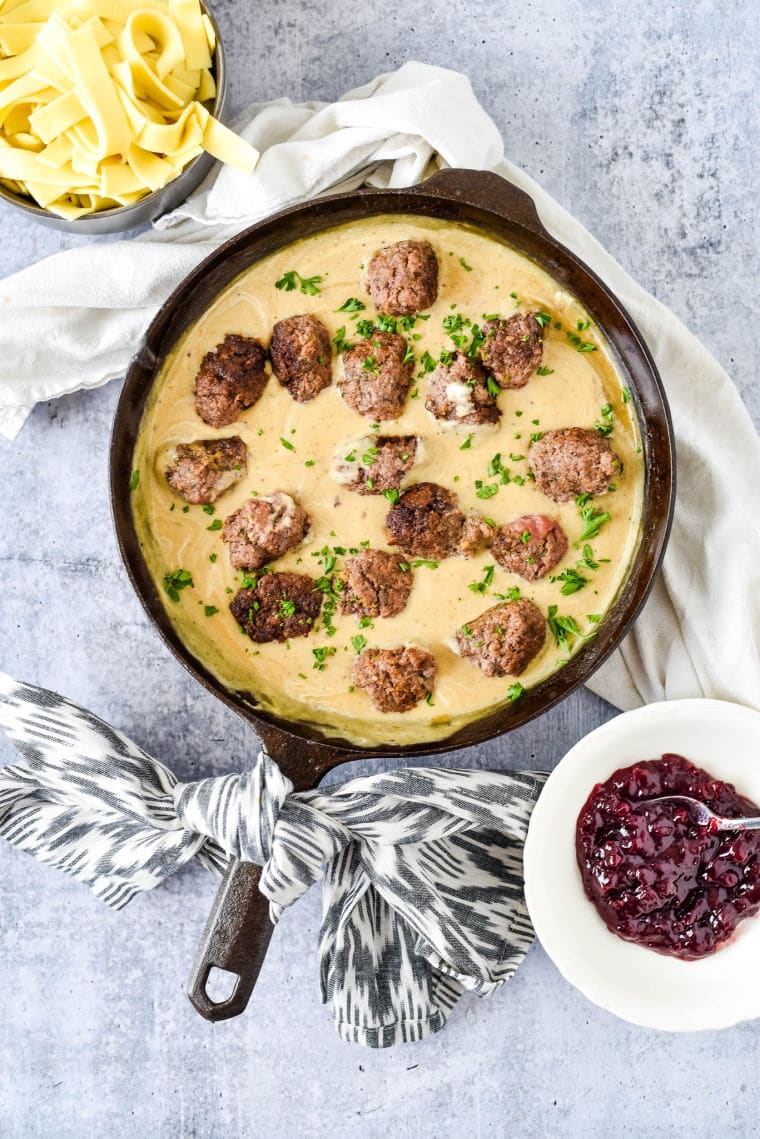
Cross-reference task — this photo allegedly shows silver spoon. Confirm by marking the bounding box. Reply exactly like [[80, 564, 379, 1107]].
[[642, 796, 760, 832]]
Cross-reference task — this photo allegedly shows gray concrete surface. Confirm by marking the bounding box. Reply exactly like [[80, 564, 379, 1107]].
[[1, 1, 758, 1136]]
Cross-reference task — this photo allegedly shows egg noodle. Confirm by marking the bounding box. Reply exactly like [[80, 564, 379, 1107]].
[[0, 0, 258, 218]]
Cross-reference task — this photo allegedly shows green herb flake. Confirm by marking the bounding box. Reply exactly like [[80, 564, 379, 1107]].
[[332, 326, 352, 353], [533, 311, 552, 328], [312, 645, 337, 671], [275, 270, 322, 295], [567, 330, 597, 353], [336, 297, 366, 312], [550, 568, 589, 595], [163, 568, 193, 603], [207, 519, 222, 531], [536, 366, 554, 376], [547, 605, 585, 653], [204, 604, 219, 617], [460, 434, 473, 451], [280, 437, 296, 451], [382, 488, 400, 505], [129, 469, 140, 492], [486, 376, 500, 398], [412, 559, 439, 569], [622, 387, 632, 403], [351, 634, 367, 654], [508, 682, 525, 702], [458, 257, 473, 271], [209, 552, 218, 564]]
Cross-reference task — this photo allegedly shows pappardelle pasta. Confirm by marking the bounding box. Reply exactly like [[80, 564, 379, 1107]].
[[0, 0, 258, 218]]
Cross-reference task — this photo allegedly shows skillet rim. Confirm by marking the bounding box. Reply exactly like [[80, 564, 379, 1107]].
[[110, 167, 676, 761]]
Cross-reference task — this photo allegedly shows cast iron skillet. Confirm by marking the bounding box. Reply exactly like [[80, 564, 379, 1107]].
[[110, 168, 675, 1022]]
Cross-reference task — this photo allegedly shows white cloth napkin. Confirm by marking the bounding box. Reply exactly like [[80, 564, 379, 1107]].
[[1, 61, 758, 716]]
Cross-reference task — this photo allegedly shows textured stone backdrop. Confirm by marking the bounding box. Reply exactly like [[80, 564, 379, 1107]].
[[1, 1, 758, 1135]]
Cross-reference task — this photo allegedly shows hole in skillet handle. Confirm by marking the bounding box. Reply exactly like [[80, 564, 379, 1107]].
[[187, 860, 275, 1021]]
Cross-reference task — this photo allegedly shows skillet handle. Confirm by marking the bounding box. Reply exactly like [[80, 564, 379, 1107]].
[[411, 167, 550, 238], [187, 859, 274, 1021]]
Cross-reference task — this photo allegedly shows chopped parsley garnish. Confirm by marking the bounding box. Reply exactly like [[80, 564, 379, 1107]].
[[468, 565, 495, 594], [362, 356, 379, 373], [275, 270, 322, 295], [412, 559, 439, 569], [460, 434, 473, 450], [622, 387, 632, 403], [202, 504, 215, 515], [508, 683, 524, 702], [533, 311, 552, 328], [536, 365, 554, 376], [567, 329, 597, 353], [495, 586, 522, 601], [458, 257, 473, 271], [587, 613, 602, 624], [304, 459, 316, 467], [206, 519, 222, 531], [336, 297, 366, 312], [397, 560, 410, 572], [419, 350, 437, 374], [439, 349, 455, 366], [279, 437, 296, 451], [519, 530, 532, 545], [204, 605, 219, 617], [488, 453, 510, 483], [576, 498, 612, 543], [279, 599, 296, 618], [129, 469, 140, 492], [594, 403, 614, 437], [356, 319, 375, 337], [575, 543, 609, 572], [549, 568, 590, 595], [312, 646, 336, 671], [486, 376, 500, 398], [382, 488, 400, 505], [163, 568, 193, 603], [475, 480, 499, 499], [460, 623, 474, 637], [209, 553, 218, 563], [351, 634, 367, 654], [547, 605, 586, 653], [332, 326, 352, 353], [530, 431, 543, 443]]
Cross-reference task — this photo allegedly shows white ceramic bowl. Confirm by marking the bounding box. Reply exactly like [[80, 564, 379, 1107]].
[[524, 698, 760, 1031]]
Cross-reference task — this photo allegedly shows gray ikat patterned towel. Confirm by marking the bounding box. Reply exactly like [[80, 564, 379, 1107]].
[[0, 672, 545, 1047]]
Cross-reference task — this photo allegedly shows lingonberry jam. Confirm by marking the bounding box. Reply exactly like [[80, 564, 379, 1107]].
[[576, 754, 760, 959]]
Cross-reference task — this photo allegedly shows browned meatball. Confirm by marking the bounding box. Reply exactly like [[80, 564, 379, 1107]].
[[230, 572, 321, 643], [454, 599, 546, 678], [194, 333, 268, 427], [339, 331, 413, 420], [331, 434, 419, 495], [529, 427, 620, 502], [352, 645, 437, 712], [269, 314, 332, 403], [386, 482, 493, 561], [366, 239, 439, 315], [222, 492, 310, 571], [425, 352, 500, 427], [337, 549, 414, 619], [164, 436, 246, 505], [492, 514, 569, 582], [479, 313, 544, 389]]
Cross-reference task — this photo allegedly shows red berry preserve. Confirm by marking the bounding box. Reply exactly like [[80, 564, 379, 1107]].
[[576, 754, 760, 959]]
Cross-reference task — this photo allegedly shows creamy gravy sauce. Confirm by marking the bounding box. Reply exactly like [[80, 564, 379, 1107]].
[[133, 215, 644, 747]]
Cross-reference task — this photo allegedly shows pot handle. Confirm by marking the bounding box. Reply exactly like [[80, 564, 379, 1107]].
[[410, 167, 550, 239], [186, 859, 274, 1021], [187, 730, 344, 1021]]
